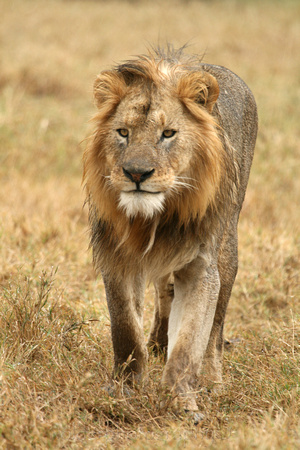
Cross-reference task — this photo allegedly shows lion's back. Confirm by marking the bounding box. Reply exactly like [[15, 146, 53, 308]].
[[201, 63, 258, 205]]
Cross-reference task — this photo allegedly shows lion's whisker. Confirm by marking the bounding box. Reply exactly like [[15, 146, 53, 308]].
[[173, 179, 197, 191]]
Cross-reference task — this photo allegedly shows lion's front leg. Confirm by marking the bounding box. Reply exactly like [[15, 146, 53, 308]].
[[162, 256, 220, 411], [102, 273, 147, 380]]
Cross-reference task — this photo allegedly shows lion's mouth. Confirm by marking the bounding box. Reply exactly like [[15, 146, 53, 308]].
[[125, 189, 162, 195]]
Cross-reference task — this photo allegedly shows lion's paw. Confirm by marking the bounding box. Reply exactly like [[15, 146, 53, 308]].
[[184, 410, 205, 425]]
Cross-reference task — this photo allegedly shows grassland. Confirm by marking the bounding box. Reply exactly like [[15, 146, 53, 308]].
[[0, 0, 299, 448]]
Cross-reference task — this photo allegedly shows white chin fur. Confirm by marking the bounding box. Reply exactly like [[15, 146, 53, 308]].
[[119, 192, 165, 219]]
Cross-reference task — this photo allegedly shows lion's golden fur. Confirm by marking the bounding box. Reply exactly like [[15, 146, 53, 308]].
[[83, 49, 237, 281]]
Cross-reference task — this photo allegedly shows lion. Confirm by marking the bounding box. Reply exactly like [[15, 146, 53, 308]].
[[83, 46, 258, 413]]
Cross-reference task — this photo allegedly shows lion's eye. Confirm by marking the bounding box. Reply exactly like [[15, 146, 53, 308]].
[[117, 129, 129, 138], [162, 130, 176, 139]]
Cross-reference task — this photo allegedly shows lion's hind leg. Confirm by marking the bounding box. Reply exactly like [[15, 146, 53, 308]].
[[202, 222, 238, 392], [148, 274, 174, 355]]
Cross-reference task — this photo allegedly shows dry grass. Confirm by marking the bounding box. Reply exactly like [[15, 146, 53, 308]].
[[0, 0, 299, 448]]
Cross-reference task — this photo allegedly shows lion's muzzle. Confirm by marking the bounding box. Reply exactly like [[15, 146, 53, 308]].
[[122, 166, 155, 189]]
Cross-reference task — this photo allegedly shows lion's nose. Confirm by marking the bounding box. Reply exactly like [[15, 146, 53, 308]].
[[122, 167, 155, 183]]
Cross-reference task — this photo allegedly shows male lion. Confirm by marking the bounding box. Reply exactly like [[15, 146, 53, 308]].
[[83, 46, 258, 413]]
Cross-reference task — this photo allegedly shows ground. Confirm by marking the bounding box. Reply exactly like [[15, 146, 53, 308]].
[[0, 0, 299, 448]]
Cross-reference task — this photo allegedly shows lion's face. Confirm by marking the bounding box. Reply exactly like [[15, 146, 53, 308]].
[[84, 59, 224, 224], [105, 86, 200, 219]]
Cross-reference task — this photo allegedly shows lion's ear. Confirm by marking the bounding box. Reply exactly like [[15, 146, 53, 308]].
[[94, 70, 127, 110], [176, 71, 219, 113]]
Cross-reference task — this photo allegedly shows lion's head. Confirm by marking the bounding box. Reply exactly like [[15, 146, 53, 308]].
[[83, 49, 228, 231]]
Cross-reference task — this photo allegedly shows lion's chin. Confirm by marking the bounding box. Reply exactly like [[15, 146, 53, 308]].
[[118, 191, 165, 219]]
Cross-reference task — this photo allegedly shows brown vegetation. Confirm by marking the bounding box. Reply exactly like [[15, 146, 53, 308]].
[[0, 0, 299, 448]]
